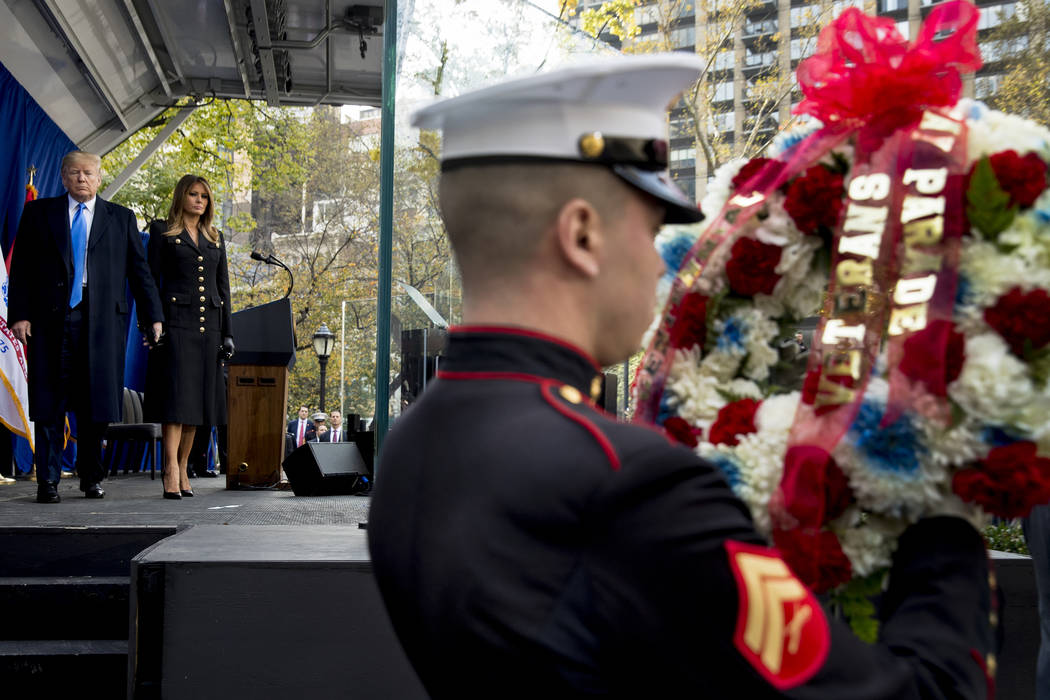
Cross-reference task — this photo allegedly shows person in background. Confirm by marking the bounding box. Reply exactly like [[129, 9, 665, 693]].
[[9, 151, 163, 503], [287, 405, 312, 448], [321, 410, 345, 443], [309, 412, 327, 442], [367, 55, 995, 699], [143, 174, 233, 500]]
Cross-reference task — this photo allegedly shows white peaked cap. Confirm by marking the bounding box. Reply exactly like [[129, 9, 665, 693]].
[[411, 53, 706, 224]]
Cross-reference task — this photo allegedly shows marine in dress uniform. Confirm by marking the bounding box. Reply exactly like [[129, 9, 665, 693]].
[[367, 55, 996, 699]]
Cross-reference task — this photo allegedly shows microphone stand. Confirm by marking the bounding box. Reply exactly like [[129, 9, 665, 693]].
[[251, 251, 294, 299]]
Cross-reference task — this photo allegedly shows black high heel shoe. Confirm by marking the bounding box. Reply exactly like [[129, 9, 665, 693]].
[[181, 489, 194, 497], [163, 491, 182, 500]]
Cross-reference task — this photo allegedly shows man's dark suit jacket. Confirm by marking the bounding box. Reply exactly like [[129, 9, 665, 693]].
[[8, 195, 163, 423], [319, 427, 344, 442]]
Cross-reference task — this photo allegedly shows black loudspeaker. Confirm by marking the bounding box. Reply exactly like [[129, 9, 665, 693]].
[[282, 443, 368, 496]]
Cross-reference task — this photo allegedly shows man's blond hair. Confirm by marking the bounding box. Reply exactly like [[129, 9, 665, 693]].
[[439, 162, 627, 288], [61, 151, 102, 174]]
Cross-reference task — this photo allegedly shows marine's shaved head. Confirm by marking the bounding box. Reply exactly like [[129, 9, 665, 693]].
[[438, 162, 628, 291]]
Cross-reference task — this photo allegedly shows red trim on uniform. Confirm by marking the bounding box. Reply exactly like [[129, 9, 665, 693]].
[[970, 649, 996, 700], [540, 381, 621, 472], [436, 370, 550, 384], [724, 540, 830, 691], [450, 325, 602, 372]]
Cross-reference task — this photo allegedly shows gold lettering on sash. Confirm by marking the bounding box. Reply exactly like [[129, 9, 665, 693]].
[[901, 195, 946, 224], [836, 259, 874, 287], [902, 216, 944, 246], [847, 173, 892, 200], [893, 274, 938, 305], [814, 376, 857, 407], [902, 168, 948, 194], [838, 232, 882, 258], [825, 350, 862, 380], [888, 304, 929, 335]]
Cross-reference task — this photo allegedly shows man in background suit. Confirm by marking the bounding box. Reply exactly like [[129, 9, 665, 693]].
[[320, 410, 345, 443], [287, 405, 312, 448], [9, 151, 163, 503]]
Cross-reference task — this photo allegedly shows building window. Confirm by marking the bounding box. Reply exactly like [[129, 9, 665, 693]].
[[671, 26, 696, 47], [978, 3, 1017, 30], [713, 81, 734, 103], [790, 5, 818, 28], [714, 49, 734, 71], [880, 0, 907, 12], [671, 147, 696, 169], [974, 74, 1002, 99]]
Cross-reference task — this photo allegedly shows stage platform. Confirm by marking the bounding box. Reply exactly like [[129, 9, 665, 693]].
[[0, 472, 371, 528]]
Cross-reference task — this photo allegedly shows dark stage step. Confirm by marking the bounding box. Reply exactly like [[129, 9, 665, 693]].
[[0, 576, 130, 640], [0, 526, 176, 576], [0, 640, 127, 697]]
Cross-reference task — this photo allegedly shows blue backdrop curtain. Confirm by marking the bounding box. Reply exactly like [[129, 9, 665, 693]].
[[1, 60, 76, 474]]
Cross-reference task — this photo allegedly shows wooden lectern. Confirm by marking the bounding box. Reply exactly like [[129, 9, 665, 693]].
[[226, 299, 296, 489]]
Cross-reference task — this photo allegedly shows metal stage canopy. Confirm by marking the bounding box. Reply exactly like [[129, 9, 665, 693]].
[[1, 0, 389, 154]]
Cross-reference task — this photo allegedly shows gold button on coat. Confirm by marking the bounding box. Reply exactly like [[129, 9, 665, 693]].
[[199, 316, 206, 322], [199, 306, 205, 312], [199, 327, 206, 333], [199, 296, 206, 302], [198, 277, 205, 282], [198, 286, 205, 292], [197, 256, 203, 262], [197, 266, 204, 272]]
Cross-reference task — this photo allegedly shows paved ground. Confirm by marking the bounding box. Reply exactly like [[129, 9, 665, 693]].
[[0, 471, 371, 527]]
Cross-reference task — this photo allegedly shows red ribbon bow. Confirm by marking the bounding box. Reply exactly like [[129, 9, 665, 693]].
[[795, 0, 981, 129]]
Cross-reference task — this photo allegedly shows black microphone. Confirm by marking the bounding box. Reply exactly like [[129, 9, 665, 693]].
[[251, 251, 294, 299]]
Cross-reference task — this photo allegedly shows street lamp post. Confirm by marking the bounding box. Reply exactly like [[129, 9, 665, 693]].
[[312, 323, 336, 413]]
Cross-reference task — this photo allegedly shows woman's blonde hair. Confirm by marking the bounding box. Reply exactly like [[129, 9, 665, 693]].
[[165, 174, 219, 243]]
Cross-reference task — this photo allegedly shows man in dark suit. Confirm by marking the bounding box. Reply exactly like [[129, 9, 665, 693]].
[[287, 405, 310, 445], [319, 410, 345, 443], [9, 151, 163, 503]]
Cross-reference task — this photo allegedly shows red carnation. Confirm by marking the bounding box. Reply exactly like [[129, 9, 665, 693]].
[[708, 398, 761, 446], [952, 442, 1050, 519], [667, 292, 709, 351], [725, 237, 782, 297], [663, 416, 699, 448], [984, 287, 1050, 357], [783, 165, 845, 235], [897, 320, 965, 396], [773, 527, 853, 593], [987, 150, 1048, 208], [780, 445, 852, 527], [731, 157, 779, 191]]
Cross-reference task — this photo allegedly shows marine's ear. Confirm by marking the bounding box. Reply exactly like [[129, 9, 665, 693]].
[[552, 197, 603, 278]]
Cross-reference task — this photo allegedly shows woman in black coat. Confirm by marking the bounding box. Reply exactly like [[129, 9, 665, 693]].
[[144, 174, 234, 498]]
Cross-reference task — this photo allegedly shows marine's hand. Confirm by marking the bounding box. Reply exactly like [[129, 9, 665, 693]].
[[10, 320, 29, 345], [152, 322, 163, 344]]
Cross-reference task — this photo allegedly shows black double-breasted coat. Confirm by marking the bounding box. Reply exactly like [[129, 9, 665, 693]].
[[368, 327, 997, 700], [8, 195, 163, 423], [142, 220, 232, 426]]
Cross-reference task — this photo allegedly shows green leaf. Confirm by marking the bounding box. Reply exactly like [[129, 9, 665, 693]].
[[1024, 341, 1050, 389], [828, 571, 887, 644], [966, 156, 1017, 239]]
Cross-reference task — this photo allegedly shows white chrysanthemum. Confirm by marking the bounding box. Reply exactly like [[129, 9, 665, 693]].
[[949, 333, 1036, 427], [968, 108, 1050, 162], [754, 392, 801, 436], [700, 344, 744, 381], [835, 515, 899, 577], [666, 353, 729, 424], [919, 417, 988, 468], [998, 213, 1050, 271], [755, 197, 804, 247], [959, 240, 1037, 308], [786, 265, 827, 318], [700, 158, 748, 219], [834, 441, 947, 519], [737, 309, 780, 381], [732, 430, 790, 536]]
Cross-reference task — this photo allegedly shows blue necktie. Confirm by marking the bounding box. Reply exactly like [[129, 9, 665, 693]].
[[69, 203, 86, 308]]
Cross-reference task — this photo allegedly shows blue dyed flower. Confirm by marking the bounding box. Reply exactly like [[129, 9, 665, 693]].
[[982, 426, 1020, 447], [710, 453, 743, 490], [716, 315, 748, 353], [967, 100, 988, 121], [656, 394, 675, 426], [848, 400, 924, 477], [659, 232, 696, 277], [955, 274, 973, 307]]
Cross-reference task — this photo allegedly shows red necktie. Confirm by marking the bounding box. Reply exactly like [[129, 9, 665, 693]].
[[297, 421, 305, 446], [333, 430, 338, 443]]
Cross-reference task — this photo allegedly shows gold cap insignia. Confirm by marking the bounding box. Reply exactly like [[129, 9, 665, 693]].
[[578, 132, 605, 159], [590, 376, 603, 403]]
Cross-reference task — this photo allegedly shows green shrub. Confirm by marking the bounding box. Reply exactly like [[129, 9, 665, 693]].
[[983, 520, 1029, 555]]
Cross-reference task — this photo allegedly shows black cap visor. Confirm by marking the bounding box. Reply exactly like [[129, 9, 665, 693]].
[[612, 165, 704, 224]]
